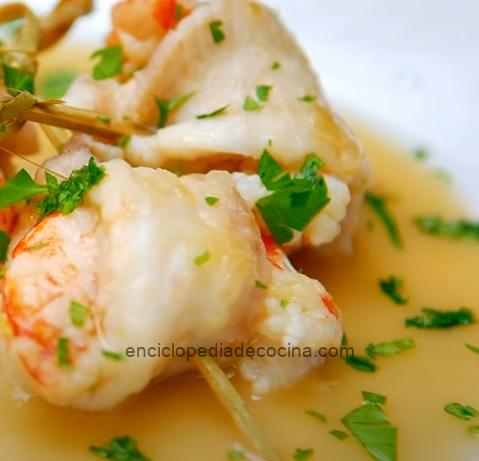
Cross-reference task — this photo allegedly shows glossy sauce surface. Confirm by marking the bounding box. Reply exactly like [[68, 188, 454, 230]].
[[0, 44, 478, 461]]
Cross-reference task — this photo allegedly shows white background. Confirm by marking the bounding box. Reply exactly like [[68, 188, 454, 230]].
[[5, 0, 479, 211]]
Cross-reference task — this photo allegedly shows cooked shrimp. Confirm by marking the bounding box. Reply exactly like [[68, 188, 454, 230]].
[[1, 157, 341, 410]]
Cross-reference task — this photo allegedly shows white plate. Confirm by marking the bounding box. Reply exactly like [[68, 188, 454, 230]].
[[7, 0, 479, 211]]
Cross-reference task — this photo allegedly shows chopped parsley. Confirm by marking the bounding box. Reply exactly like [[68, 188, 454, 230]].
[[405, 307, 475, 329], [0, 230, 10, 263], [209, 20, 225, 43], [117, 135, 131, 148], [90, 436, 150, 461], [362, 391, 387, 405], [194, 251, 210, 266], [227, 449, 245, 460], [196, 105, 229, 119], [256, 85, 272, 102], [414, 216, 479, 241], [298, 95, 315, 103], [342, 393, 397, 461], [280, 299, 289, 309], [102, 350, 126, 362], [329, 430, 348, 440], [365, 192, 403, 248], [255, 150, 329, 244], [444, 402, 478, 421], [69, 301, 89, 328], [0, 159, 105, 217], [39, 70, 76, 99], [97, 115, 111, 124], [243, 95, 262, 111], [91, 46, 123, 80], [413, 148, 429, 161], [365, 338, 415, 358], [379, 276, 408, 305], [344, 355, 377, 373], [293, 448, 314, 460], [305, 409, 327, 423], [466, 343, 479, 354], [57, 337, 71, 368], [205, 196, 219, 206], [37, 158, 106, 217], [156, 92, 194, 128], [271, 61, 281, 70], [2, 64, 34, 93], [255, 280, 267, 289]]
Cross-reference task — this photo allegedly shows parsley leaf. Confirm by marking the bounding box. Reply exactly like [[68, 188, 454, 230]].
[[342, 396, 397, 461], [156, 92, 194, 128], [414, 216, 479, 241], [243, 95, 262, 111], [293, 448, 314, 460], [39, 70, 76, 99], [379, 276, 408, 305], [102, 350, 126, 362], [0, 231, 10, 263], [256, 85, 272, 102], [69, 301, 89, 327], [466, 343, 479, 354], [204, 196, 219, 206], [298, 95, 315, 103], [413, 148, 429, 161], [0, 169, 47, 208], [362, 391, 387, 405], [227, 449, 245, 460], [444, 402, 478, 421], [194, 251, 210, 266], [271, 61, 281, 70], [345, 355, 377, 373], [256, 150, 329, 244], [365, 192, 403, 248], [2, 64, 34, 93], [57, 337, 71, 368], [405, 307, 475, 329], [365, 338, 415, 359], [330, 430, 348, 440], [117, 135, 131, 148], [196, 105, 228, 120], [255, 280, 268, 289], [36, 158, 106, 217], [90, 436, 150, 461], [91, 46, 123, 80], [305, 409, 327, 423], [209, 20, 225, 43]]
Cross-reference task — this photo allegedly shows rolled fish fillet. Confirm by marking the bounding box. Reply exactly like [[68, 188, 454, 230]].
[[1, 158, 342, 410], [66, 0, 369, 253]]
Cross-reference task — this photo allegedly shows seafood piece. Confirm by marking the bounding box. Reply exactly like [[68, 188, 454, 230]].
[[1, 158, 341, 410]]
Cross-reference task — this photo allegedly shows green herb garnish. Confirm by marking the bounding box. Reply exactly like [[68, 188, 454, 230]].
[[468, 425, 479, 435], [57, 337, 71, 368], [379, 276, 408, 305], [305, 409, 327, 423], [0, 231, 11, 263], [205, 196, 219, 206], [256, 150, 329, 244], [97, 115, 111, 124], [405, 307, 475, 329], [91, 46, 123, 80], [362, 391, 387, 405], [0, 169, 47, 208], [227, 449, 245, 460], [414, 216, 479, 241], [329, 430, 348, 440], [365, 338, 415, 359], [39, 70, 76, 99], [156, 92, 194, 128], [90, 436, 150, 461], [196, 105, 228, 120], [271, 61, 281, 70], [255, 280, 267, 289], [117, 135, 131, 148], [342, 394, 397, 461], [209, 20, 225, 43], [256, 85, 272, 102], [345, 355, 377, 373], [365, 192, 403, 248], [293, 448, 314, 460], [413, 148, 429, 161], [2, 64, 34, 93], [444, 402, 478, 421], [298, 95, 315, 103], [194, 251, 210, 266], [69, 301, 89, 328], [243, 95, 262, 111], [102, 350, 126, 362], [466, 343, 479, 354]]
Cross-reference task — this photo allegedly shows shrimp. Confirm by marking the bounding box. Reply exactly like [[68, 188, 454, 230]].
[[1, 156, 342, 410]]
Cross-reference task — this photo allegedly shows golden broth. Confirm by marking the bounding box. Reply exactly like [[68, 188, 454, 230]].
[[0, 44, 478, 461]]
